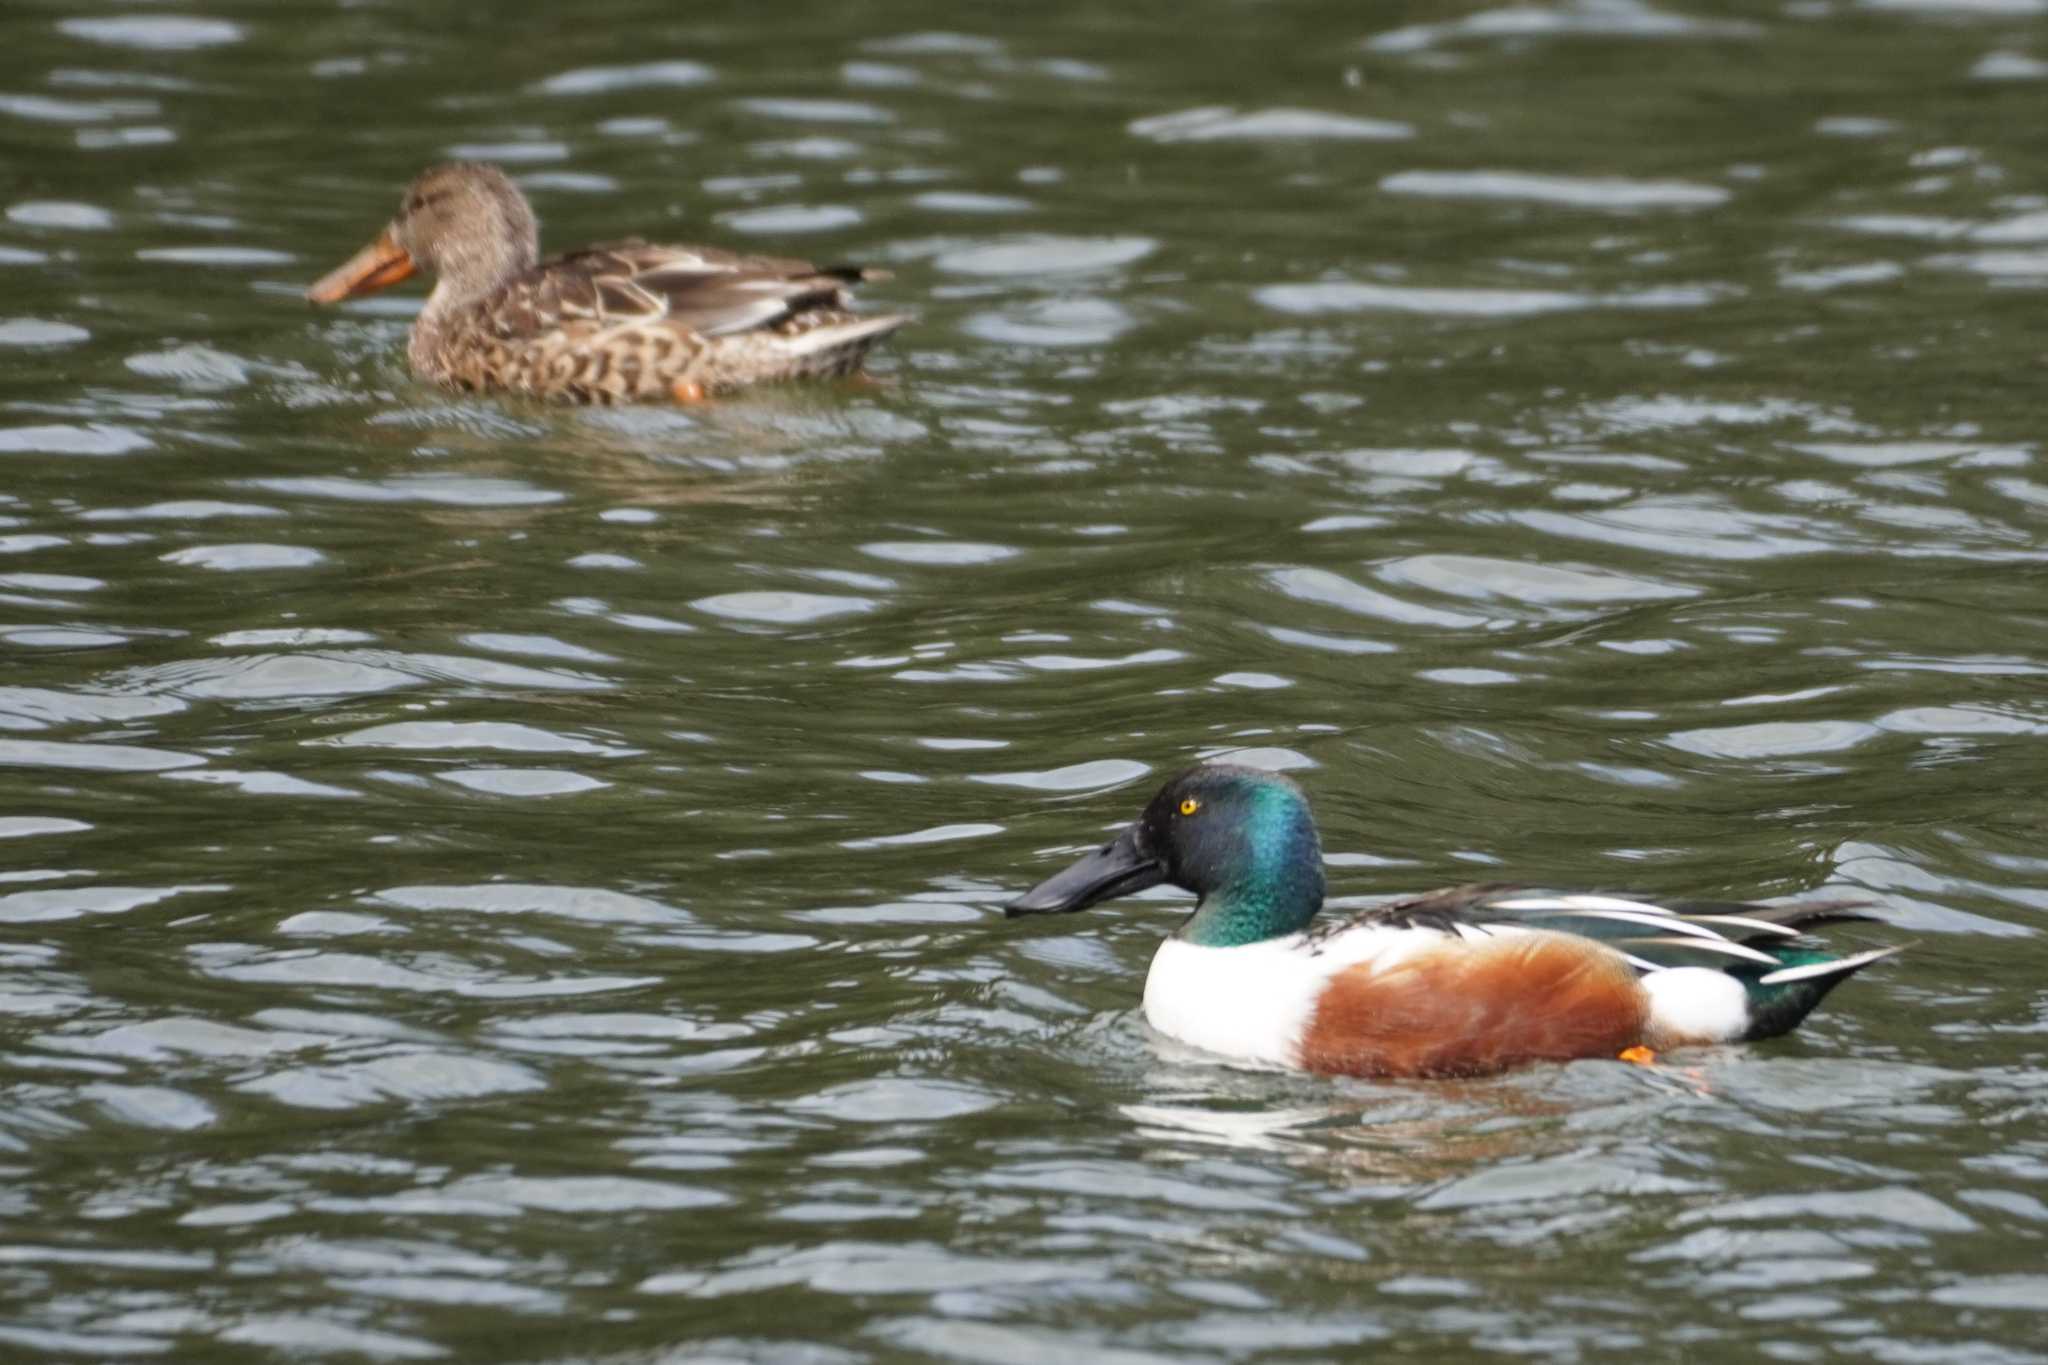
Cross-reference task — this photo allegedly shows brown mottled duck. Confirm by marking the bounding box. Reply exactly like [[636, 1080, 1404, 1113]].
[[306, 162, 909, 404]]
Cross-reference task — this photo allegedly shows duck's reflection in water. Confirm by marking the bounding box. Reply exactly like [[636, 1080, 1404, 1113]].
[[1123, 1055, 1714, 1181]]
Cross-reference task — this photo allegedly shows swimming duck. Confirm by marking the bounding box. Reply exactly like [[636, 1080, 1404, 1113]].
[[1007, 763, 1900, 1079], [306, 162, 909, 404]]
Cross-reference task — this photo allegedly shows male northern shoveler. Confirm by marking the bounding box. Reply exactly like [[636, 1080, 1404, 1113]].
[[1007, 763, 1901, 1079], [305, 162, 909, 404]]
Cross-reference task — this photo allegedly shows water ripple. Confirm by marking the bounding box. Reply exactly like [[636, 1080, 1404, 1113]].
[[1382, 170, 1730, 209], [58, 16, 243, 49], [1131, 106, 1413, 142], [1257, 280, 1729, 318], [534, 61, 714, 94]]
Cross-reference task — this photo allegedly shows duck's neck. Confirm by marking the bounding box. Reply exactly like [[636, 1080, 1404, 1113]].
[[410, 240, 530, 378], [1179, 786, 1325, 948], [1181, 881, 1322, 948], [410, 280, 463, 377], [412, 213, 538, 357], [432, 236, 534, 309]]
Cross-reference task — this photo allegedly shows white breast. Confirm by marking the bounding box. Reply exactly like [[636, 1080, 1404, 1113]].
[[1142, 925, 1458, 1068]]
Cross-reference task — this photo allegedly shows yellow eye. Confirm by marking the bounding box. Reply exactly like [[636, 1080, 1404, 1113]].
[[1178, 797, 1201, 816]]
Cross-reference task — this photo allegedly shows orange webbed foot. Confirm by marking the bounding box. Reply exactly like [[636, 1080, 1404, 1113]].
[[1618, 1045, 1658, 1067]]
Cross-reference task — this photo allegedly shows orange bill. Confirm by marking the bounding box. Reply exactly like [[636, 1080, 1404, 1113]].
[[305, 227, 415, 303]]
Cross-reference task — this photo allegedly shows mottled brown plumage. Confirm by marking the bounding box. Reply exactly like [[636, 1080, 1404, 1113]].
[[307, 163, 909, 404]]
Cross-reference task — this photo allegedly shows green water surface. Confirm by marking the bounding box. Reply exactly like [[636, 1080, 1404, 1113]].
[[3, 1, 2047, 1360]]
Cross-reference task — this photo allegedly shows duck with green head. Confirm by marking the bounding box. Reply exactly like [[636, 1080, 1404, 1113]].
[[1007, 763, 1901, 1078]]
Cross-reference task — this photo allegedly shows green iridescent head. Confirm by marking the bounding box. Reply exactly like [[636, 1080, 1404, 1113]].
[[1007, 763, 1326, 947]]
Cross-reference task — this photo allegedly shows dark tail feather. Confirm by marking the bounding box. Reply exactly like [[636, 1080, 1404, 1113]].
[[1741, 945, 1904, 1041], [818, 264, 892, 285], [1666, 898, 1880, 946]]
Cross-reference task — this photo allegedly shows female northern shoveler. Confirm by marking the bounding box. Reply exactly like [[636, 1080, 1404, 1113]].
[[1007, 763, 1901, 1079], [306, 162, 909, 404]]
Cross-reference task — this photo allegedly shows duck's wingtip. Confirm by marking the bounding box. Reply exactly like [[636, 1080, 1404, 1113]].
[[1754, 943, 1906, 986], [787, 313, 914, 358]]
